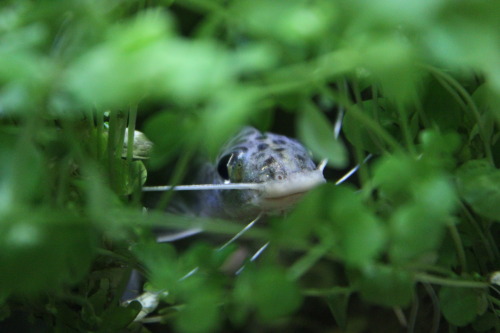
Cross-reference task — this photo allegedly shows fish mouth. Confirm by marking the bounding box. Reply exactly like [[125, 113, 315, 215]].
[[260, 191, 308, 211], [264, 191, 308, 201], [258, 169, 326, 211]]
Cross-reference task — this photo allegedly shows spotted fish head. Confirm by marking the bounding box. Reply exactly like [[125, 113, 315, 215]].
[[215, 127, 325, 219]]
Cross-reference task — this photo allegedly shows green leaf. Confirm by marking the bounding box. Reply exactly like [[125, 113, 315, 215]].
[[99, 301, 142, 332], [355, 265, 414, 307], [326, 293, 350, 329], [372, 154, 419, 203], [0, 210, 96, 296], [176, 281, 221, 333], [350, 34, 421, 104], [231, 0, 334, 45], [143, 111, 197, 168], [473, 312, 500, 332], [342, 100, 398, 154], [202, 88, 258, 157], [234, 266, 302, 321], [132, 242, 180, 292], [329, 186, 386, 266], [439, 287, 480, 327], [456, 159, 500, 220], [275, 184, 331, 246], [389, 205, 447, 263], [422, 77, 465, 131], [298, 104, 348, 168]]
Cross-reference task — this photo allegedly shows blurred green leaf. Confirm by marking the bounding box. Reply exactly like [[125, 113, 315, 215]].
[[132, 241, 180, 292], [473, 312, 500, 332], [143, 111, 195, 168], [98, 301, 141, 332], [349, 34, 421, 104], [389, 205, 446, 263], [298, 104, 348, 168], [234, 266, 302, 321], [231, 0, 335, 46], [355, 265, 414, 307], [0, 210, 96, 296], [176, 278, 221, 333], [328, 186, 386, 266], [343, 100, 398, 154], [425, 1, 500, 91], [422, 77, 465, 131], [0, 0, 499, 330], [420, 130, 461, 159], [439, 286, 481, 327], [275, 185, 330, 246], [202, 88, 259, 157], [326, 293, 350, 329], [456, 159, 500, 221]]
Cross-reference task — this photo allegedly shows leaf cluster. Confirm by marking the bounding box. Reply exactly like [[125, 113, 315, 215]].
[[1, 0, 500, 332]]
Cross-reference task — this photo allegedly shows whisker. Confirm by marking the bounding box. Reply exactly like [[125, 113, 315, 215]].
[[335, 154, 372, 185], [179, 267, 199, 281], [235, 242, 270, 275], [217, 213, 263, 251], [142, 183, 264, 192], [318, 159, 328, 172], [156, 228, 203, 243], [333, 108, 344, 139], [250, 241, 270, 261]]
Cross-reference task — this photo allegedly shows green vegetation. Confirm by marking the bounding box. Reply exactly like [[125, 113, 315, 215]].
[[1, 0, 500, 332]]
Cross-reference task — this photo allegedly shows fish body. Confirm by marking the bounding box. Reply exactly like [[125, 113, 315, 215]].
[[128, 127, 326, 311], [196, 127, 325, 220]]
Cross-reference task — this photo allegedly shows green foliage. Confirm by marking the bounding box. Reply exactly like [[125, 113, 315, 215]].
[[457, 159, 500, 220], [1, 0, 500, 332], [298, 103, 348, 168], [439, 286, 482, 327], [354, 265, 414, 307]]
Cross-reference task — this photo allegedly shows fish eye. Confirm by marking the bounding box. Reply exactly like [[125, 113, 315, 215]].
[[217, 154, 232, 180]]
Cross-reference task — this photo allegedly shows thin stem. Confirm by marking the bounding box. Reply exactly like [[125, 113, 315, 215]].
[[408, 287, 419, 333], [154, 146, 195, 211], [459, 201, 496, 262], [487, 295, 500, 306], [396, 103, 417, 156], [350, 75, 363, 105], [412, 92, 431, 129], [423, 283, 441, 333], [414, 273, 488, 288], [485, 228, 500, 261], [288, 242, 332, 280], [126, 105, 138, 164], [347, 80, 371, 188], [302, 287, 352, 297], [447, 224, 467, 272], [95, 109, 104, 160], [127, 104, 142, 205]]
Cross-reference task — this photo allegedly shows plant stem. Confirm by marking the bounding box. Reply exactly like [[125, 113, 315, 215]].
[[302, 287, 353, 297], [396, 102, 417, 156], [448, 224, 467, 272], [154, 146, 195, 211], [414, 273, 488, 288], [288, 242, 332, 280], [459, 201, 496, 262]]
